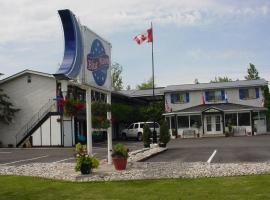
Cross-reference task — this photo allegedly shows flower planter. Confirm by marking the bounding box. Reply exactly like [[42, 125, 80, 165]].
[[112, 157, 127, 170], [80, 163, 91, 174]]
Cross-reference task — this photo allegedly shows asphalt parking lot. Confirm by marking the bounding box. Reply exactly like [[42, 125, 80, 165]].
[[0, 140, 143, 166], [2, 135, 270, 166], [146, 135, 270, 163]]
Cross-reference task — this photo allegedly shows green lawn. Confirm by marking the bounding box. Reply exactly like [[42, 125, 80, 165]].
[[1, 175, 270, 200]]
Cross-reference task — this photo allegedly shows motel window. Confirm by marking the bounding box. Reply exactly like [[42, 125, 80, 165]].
[[91, 90, 107, 102], [171, 92, 189, 104], [225, 113, 237, 126], [177, 116, 189, 128], [190, 115, 201, 128], [238, 113, 251, 126], [253, 112, 266, 120], [27, 75, 31, 83], [239, 88, 259, 100], [205, 90, 225, 102]]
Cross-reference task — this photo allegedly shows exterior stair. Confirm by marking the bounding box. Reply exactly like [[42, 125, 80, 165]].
[[15, 99, 60, 147]]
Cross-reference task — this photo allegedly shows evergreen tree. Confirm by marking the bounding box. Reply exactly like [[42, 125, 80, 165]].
[[0, 88, 19, 124], [263, 85, 270, 130], [142, 123, 151, 148], [159, 120, 170, 146], [245, 63, 260, 80], [111, 62, 123, 91], [210, 76, 232, 83]]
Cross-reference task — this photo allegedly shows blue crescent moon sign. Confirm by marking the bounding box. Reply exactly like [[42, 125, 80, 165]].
[[87, 39, 109, 86]]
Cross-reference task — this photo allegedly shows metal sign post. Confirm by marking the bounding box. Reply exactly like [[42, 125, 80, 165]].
[[107, 92, 112, 164], [86, 87, 93, 155]]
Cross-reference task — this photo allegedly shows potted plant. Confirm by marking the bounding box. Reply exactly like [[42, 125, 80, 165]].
[[142, 124, 151, 148], [75, 143, 99, 174], [159, 121, 170, 147], [111, 143, 129, 170]]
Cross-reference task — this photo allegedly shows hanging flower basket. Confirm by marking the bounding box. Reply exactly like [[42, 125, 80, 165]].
[[91, 101, 111, 129], [62, 98, 86, 117]]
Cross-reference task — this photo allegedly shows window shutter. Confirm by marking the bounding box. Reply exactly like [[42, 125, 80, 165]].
[[255, 88, 259, 99], [221, 90, 225, 101], [170, 94, 175, 103], [239, 89, 244, 99], [205, 91, 209, 101], [185, 92, 190, 103]]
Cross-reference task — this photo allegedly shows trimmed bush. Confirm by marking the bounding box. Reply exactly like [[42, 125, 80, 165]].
[[143, 123, 151, 148], [159, 121, 170, 146]]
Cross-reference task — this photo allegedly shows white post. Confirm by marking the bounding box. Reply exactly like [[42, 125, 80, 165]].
[[60, 80, 68, 96], [169, 116, 172, 136], [107, 92, 112, 164], [86, 87, 93, 155], [237, 112, 239, 127]]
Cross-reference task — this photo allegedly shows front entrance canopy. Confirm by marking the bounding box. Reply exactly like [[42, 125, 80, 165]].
[[164, 103, 267, 116]]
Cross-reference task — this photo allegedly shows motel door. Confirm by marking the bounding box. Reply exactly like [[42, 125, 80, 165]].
[[204, 115, 223, 134]]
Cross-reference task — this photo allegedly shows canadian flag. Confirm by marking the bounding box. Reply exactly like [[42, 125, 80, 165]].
[[165, 98, 171, 113], [133, 28, 153, 45], [201, 92, 205, 105], [261, 96, 265, 107]]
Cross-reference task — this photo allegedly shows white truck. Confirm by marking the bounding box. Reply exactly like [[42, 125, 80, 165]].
[[121, 122, 160, 141]]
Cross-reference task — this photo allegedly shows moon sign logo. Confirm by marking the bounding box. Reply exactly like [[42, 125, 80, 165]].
[[87, 39, 109, 86]]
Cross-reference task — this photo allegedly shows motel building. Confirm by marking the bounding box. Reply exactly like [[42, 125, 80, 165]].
[[163, 80, 268, 137]]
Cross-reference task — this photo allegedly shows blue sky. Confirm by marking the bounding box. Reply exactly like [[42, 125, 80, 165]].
[[0, 0, 270, 88]]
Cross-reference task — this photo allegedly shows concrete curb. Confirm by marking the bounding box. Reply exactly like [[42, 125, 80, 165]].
[[138, 148, 168, 162]]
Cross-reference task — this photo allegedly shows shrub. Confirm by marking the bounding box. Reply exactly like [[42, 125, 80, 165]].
[[159, 121, 170, 145], [75, 143, 99, 172], [143, 123, 151, 147], [111, 143, 129, 158]]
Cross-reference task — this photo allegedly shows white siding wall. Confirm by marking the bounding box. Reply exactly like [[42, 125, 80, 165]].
[[32, 115, 61, 146], [51, 116, 61, 146], [0, 74, 56, 146]]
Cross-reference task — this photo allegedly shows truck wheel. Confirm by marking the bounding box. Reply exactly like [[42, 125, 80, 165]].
[[137, 132, 142, 141]]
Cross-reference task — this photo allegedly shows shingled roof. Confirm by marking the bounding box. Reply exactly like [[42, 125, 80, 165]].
[[164, 79, 268, 92]]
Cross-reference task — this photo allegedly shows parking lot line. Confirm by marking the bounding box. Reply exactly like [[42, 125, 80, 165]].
[[53, 157, 74, 163], [0, 155, 49, 166], [207, 150, 217, 163]]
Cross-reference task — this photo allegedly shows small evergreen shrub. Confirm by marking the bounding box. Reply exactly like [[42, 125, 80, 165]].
[[159, 121, 170, 146], [143, 123, 151, 147]]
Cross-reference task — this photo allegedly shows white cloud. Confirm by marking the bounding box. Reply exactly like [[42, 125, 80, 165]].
[[0, 0, 270, 45]]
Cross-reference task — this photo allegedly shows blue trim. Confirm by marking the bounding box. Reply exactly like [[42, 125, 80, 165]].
[[221, 90, 225, 101], [205, 91, 209, 101], [239, 89, 244, 99], [185, 92, 189, 103], [170, 94, 175, 103], [54, 9, 83, 80], [255, 88, 260, 98]]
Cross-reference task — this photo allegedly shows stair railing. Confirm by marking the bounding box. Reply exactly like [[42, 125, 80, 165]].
[[15, 99, 57, 146]]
